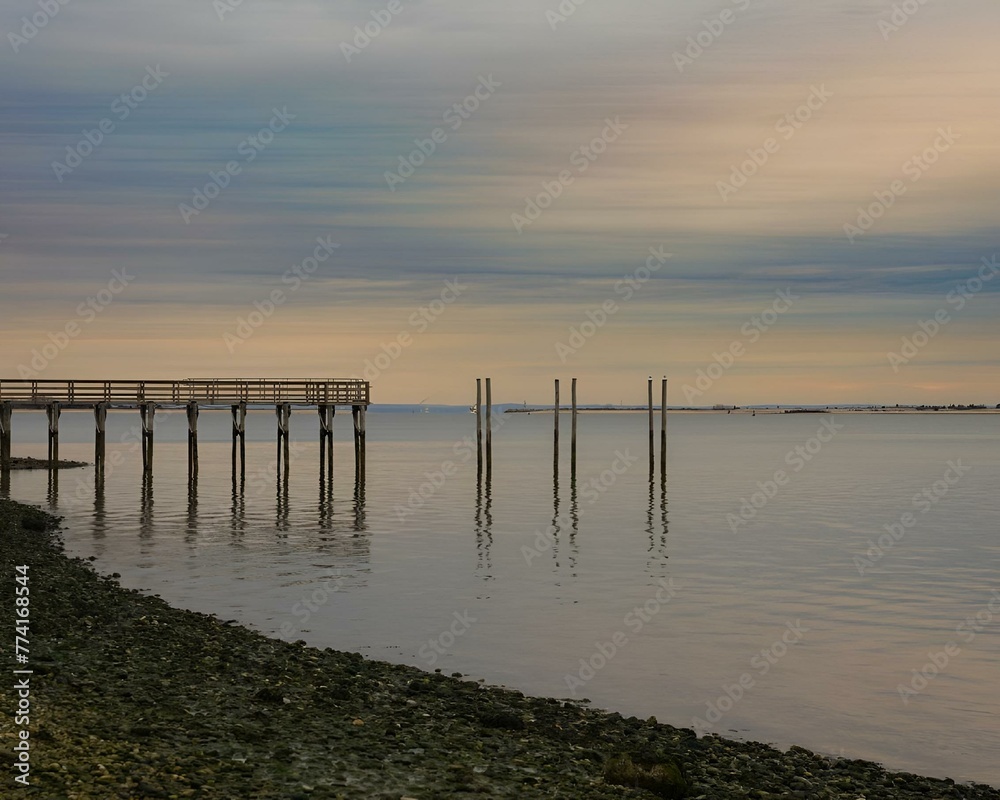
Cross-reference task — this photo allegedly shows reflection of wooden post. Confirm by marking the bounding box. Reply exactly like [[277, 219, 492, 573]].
[[94, 403, 107, 474], [186, 402, 199, 480], [0, 402, 12, 470], [47, 402, 61, 466], [140, 402, 154, 474]]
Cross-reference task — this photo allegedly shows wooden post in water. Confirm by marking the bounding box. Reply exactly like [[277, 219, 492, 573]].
[[276, 404, 291, 479], [139, 402, 154, 474], [476, 379, 483, 473], [94, 403, 107, 475], [352, 404, 366, 477], [660, 377, 667, 476], [186, 402, 199, 480], [485, 378, 493, 460], [571, 377, 578, 475], [231, 403, 246, 480], [47, 402, 61, 467], [554, 377, 560, 444], [647, 377, 654, 471], [553, 378, 560, 476], [318, 405, 334, 478], [0, 402, 12, 471]]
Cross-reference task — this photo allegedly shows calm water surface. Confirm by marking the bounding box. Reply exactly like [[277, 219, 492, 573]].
[[4, 410, 999, 786]]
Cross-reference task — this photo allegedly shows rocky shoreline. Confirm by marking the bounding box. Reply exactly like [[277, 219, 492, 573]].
[[2, 497, 998, 799]]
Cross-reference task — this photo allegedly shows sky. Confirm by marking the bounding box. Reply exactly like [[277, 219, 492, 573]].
[[1, 0, 998, 406]]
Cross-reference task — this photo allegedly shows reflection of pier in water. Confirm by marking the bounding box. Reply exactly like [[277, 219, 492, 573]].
[[48, 430, 371, 573]]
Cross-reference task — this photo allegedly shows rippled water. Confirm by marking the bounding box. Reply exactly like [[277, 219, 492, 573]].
[[4, 409, 999, 786]]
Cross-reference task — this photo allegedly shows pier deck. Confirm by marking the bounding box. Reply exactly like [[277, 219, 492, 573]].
[[0, 379, 368, 409], [0, 378, 369, 479]]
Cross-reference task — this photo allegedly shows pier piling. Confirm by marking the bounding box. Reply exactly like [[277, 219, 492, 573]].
[[46, 402, 61, 467], [139, 402, 155, 474], [94, 403, 107, 475], [352, 404, 366, 478], [0, 402, 11, 470], [276, 403, 291, 479], [186, 402, 199, 480], [319, 405, 335, 478], [231, 403, 247, 481]]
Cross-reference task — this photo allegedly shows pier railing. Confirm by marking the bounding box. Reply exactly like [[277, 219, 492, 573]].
[[0, 379, 369, 406]]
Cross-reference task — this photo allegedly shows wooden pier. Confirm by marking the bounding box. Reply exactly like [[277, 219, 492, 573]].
[[0, 379, 370, 481]]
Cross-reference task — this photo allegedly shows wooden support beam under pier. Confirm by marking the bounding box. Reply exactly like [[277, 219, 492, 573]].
[[139, 402, 155, 475], [231, 403, 247, 481], [46, 402, 60, 467], [94, 403, 107, 475], [352, 404, 366, 478], [318, 404, 335, 479], [276, 403, 291, 479], [186, 402, 199, 480], [0, 401, 11, 470]]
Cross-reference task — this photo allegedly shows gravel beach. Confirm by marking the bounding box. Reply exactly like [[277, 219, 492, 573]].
[[2, 496, 998, 800]]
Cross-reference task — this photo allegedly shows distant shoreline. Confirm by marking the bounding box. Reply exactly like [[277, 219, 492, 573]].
[[504, 407, 1000, 415]]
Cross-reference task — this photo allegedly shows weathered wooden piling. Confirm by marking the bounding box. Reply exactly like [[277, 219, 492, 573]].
[[139, 402, 155, 474], [186, 402, 199, 480], [647, 377, 654, 471], [94, 403, 107, 474], [571, 377, 578, 475], [318, 405, 335, 478], [476, 378, 483, 473], [554, 378, 560, 465], [276, 403, 291, 478], [231, 402, 247, 480], [660, 377, 668, 476], [46, 402, 61, 467], [485, 378, 493, 458], [352, 404, 366, 477], [0, 401, 12, 470]]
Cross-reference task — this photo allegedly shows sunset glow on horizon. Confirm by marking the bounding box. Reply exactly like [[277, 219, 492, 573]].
[[2, 0, 998, 405]]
